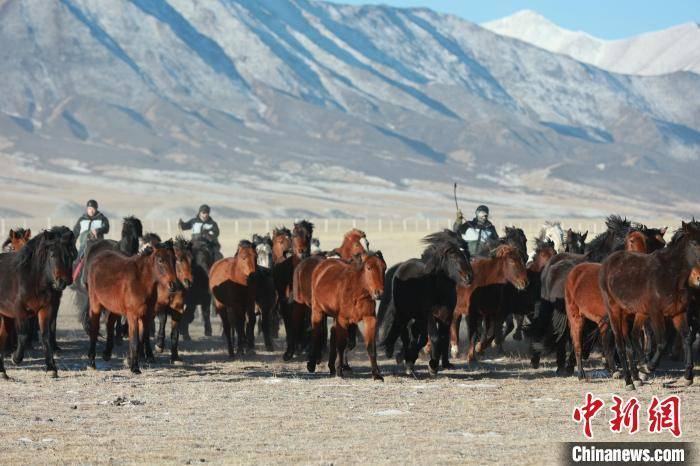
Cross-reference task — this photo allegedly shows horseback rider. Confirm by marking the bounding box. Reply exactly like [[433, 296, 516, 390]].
[[179, 204, 221, 256], [453, 204, 498, 256], [72, 199, 110, 256]]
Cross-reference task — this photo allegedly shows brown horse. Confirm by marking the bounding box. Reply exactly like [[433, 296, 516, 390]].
[[565, 230, 654, 380], [450, 244, 528, 361], [600, 221, 700, 390], [284, 229, 369, 360], [307, 251, 386, 380], [210, 240, 257, 357], [87, 241, 179, 373], [0, 229, 74, 378], [2, 228, 31, 252]]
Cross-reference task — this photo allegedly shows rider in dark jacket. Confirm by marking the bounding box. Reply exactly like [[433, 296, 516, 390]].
[[179, 204, 221, 252], [73, 199, 110, 253], [453, 204, 498, 256]]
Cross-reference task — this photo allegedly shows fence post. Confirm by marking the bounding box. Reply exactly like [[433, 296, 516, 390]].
[[166, 219, 171, 237], [23, 218, 27, 229], [0, 218, 4, 237], [47, 217, 52, 229], [390, 219, 393, 233], [402, 218, 407, 232], [378, 218, 382, 233], [426, 218, 430, 231], [235, 220, 239, 235], [352, 219, 357, 229], [324, 219, 328, 233]]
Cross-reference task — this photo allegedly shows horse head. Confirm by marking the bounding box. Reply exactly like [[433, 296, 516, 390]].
[[624, 230, 648, 253], [121, 216, 143, 255], [192, 236, 216, 270], [292, 220, 314, 259], [235, 240, 258, 284], [638, 225, 667, 252], [6, 228, 31, 251], [565, 229, 587, 254], [253, 234, 273, 269], [421, 230, 473, 286], [357, 251, 386, 300], [530, 237, 556, 272], [492, 244, 528, 291], [173, 236, 193, 289], [333, 229, 368, 260], [144, 240, 179, 293], [272, 227, 292, 263]]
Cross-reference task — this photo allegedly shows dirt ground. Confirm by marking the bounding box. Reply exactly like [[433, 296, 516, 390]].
[[2, 230, 697, 465]]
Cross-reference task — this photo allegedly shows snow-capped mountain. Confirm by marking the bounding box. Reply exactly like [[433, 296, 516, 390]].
[[0, 0, 699, 219], [483, 9, 700, 76]]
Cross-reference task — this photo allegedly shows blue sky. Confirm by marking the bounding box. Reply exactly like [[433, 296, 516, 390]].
[[325, 1, 699, 39]]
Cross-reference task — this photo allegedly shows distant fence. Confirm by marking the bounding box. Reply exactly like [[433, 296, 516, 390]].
[[0, 217, 677, 243]]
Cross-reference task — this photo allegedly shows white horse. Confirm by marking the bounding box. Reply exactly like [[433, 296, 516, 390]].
[[536, 221, 565, 254]]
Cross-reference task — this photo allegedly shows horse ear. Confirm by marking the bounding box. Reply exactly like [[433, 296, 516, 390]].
[[24, 229, 31, 240], [374, 250, 384, 262], [682, 221, 689, 231], [9, 229, 16, 239], [660, 227, 668, 236], [582, 231, 588, 240]]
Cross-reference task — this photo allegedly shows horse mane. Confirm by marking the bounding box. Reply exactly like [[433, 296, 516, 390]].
[[491, 243, 517, 259], [670, 219, 700, 247], [252, 233, 272, 247], [273, 226, 291, 238], [173, 236, 191, 251], [142, 232, 162, 244], [123, 216, 143, 238], [420, 230, 469, 275], [237, 239, 254, 251], [585, 215, 631, 260], [534, 237, 555, 254], [293, 220, 314, 238], [345, 228, 366, 239]]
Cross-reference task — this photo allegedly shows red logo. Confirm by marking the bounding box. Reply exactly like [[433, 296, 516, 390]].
[[648, 395, 681, 437], [609, 395, 640, 434], [573, 392, 605, 438]]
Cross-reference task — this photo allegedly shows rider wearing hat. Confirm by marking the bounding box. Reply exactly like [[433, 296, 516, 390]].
[[179, 204, 221, 251], [453, 204, 498, 256], [72, 199, 110, 254]]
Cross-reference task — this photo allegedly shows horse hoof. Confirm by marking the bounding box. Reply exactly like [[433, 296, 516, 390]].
[[373, 374, 384, 382], [450, 345, 459, 359], [306, 361, 316, 373], [530, 356, 540, 369], [683, 377, 694, 387], [102, 352, 112, 362], [513, 332, 522, 341], [1, 372, 8, 380], [442, 362, 455, 370], [395, 354, 404, 365], [130, 367, 142, 375], [625, 383, 636, 391], [428, 366, 438, 377], [639, 372, 649, 382], [87, 361, 96, 370], [11, 354, 22, 365], [282, 352, 293, 362], [265, 345, 274, 352], [47, 370, 58, 378], [155, 345, 165, 354], [612, 371, 623, 379]]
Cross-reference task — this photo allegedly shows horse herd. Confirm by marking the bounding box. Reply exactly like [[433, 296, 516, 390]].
[[1, 215, 699, 391]]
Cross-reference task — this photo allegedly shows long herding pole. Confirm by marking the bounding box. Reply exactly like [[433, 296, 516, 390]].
[[453, 182, 460, 212]]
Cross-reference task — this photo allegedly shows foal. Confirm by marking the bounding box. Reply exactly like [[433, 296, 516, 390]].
[[210, 241, 257, 357], [2, 228, 31, 252], [87, 242, 179, 373], [450, 244, 528, 361], [307, 252, 387, 380]]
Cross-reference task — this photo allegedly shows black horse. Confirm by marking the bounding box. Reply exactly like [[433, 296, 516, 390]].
[[378, 230, 473, 376], [531, 215, 666, 374], [251, 234, 276, 351], [75, 216, 143, 335], [174, 235, 217, 343], [0, 228, 75, 377]]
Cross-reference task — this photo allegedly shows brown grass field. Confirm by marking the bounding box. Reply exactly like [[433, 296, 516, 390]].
[[2, 228, 697, 464]]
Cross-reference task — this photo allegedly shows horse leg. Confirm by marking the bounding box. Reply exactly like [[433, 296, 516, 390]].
[[220, 307, 234, 359], [363, 316, 383, 381], [127, 314, 141, 374], [450, 314, 461, 359], [143, 315, 154, 362], [438, 321, 454, 369], [466, 312, 480, 364], [335, 324, 349, 378], [170, 312, 183, 363], [156, 311, 167, 353], [513, 313, 524, 341], [50, 292, 61, 352], [403, 319, 422, 375], [609, 305, 634, 390], [646, 310, 667, 374], [672, 313, 693, 386], [202, 297, 213, 337], [0, 317, 9, 379], [306, 308, 324, 374], [328, 324, 337, 375], [36, 307, 57, 377], [11, 316, 30, 365], [261, 297, 274, 352], [234, 306, 246, 356], [426, 315, 441, 376], [570, 315, 586, 381], [245, 306, 256, 352], [599, 322, 617, 377], [103, 313, 117, 361], [87, 303, 101, 369]]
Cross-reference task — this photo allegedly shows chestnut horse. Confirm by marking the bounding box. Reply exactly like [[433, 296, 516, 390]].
[[600, 221, 700, 390], [0, 228, 74, 378], [450, 244, 528, 361], [210, 240, 257, 357], [284, 228, 369, 360], [2, 228, 31, 252], [307, 251, 386, 380], [87, 241, 179, 373], [565, 230, 655, 380]]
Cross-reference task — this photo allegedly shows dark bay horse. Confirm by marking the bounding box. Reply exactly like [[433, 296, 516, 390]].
[[86, 241, 178, 373], [600, 221, 700, 390], [565, 230, 653, 381], [210, 241, 257, 357], [0, 228, 74, 378], [2, 228, 31, 252], [307, 251, 387, 380], [271, 227, 294, 345], [378, 230, 473, 375], [252, 234, 276, 351], [450, 244, 528, 362], [178, 236, 217, 339], [284, 228, 369, 360]]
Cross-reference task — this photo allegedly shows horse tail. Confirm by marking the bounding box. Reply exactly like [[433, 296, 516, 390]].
[[377, 265, 400, 355], [376, 264, 397, 327], [551, 298, 569, 343]]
